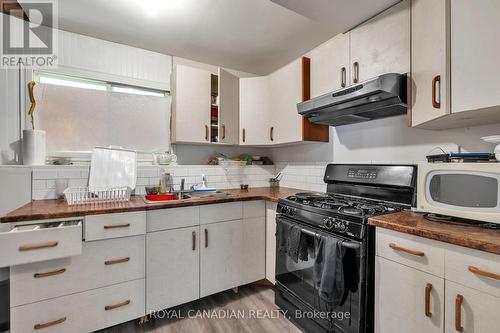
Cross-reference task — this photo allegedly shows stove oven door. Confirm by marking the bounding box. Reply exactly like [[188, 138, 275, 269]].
[[275, 215, 365, 333]]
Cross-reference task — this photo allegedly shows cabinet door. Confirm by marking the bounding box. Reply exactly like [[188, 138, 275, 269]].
[[174, 64, 211, 143], [451, 0, 500, 114], [265, 202, 277, 284], [375, 256, 444, 333], [309, 33, 350, 98], [200, 220, 243, 297], [269, 59, 303, 144], [239, 76, 271, 145], [219, 68, 240, 144], [411, 0, 450, 126], [445, 281, 500, 333], [241, 217, 265, 285], [350, 0, 410, 84], [146, 226, 199, 312]]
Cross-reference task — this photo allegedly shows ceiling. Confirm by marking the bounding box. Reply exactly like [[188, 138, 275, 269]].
[[22, 0, 401, 75]]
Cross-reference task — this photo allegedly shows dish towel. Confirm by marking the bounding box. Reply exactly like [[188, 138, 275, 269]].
[[313, 235, 347, 306], [287, 224, 302, 263]]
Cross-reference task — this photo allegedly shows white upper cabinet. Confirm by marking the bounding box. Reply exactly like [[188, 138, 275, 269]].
[[218, 69, 240, 145], [350, 0, 410, 84], [309, 33, 350, 98], [239, 76, 271, 145], [451, 0, 500, 115], [173, 64, 211, 143], [410, 0, 450, 127], [411, 0, 500, 129], [269, 59, 303, 144]]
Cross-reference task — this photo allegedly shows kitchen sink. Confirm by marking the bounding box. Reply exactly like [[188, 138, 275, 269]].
[[142, 191, 230, 204]]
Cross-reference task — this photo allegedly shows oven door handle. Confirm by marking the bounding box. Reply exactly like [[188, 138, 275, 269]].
[[277, 216, 360, 250]]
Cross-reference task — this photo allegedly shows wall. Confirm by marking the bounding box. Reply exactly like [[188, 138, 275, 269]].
[[272, 115, 500, 190], [0, 67, 21, 165]]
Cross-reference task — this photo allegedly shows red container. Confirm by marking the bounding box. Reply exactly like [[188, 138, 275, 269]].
[[145, 193, 177, 201]]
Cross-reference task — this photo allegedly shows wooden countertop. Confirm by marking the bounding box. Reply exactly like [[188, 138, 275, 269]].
[[369, 210, 500, 255], [0, 187, 299, 223]]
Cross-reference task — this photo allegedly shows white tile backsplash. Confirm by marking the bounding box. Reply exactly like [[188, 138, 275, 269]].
[[31, 164, 277, 199]]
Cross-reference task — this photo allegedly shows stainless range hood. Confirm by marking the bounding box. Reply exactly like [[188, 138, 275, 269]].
[[297, 73, 407, 126]]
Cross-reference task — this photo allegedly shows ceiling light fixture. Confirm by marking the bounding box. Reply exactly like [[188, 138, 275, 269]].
[[139, 0, 170, 16]]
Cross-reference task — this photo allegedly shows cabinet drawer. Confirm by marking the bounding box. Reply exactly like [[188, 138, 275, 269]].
[[147, 206, 199, 232], [376, 228, 445, 277], [200, 202, 242, 224], [0, 221, 82, 268], [243, 200, 265, 219], [85, 211, 146, 241], [445, 245, 500, 298], [10, 235, 145, 307], [10, 278, 145, 333]]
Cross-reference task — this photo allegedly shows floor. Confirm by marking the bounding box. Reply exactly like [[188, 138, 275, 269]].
[[98, 284, 302, 333]]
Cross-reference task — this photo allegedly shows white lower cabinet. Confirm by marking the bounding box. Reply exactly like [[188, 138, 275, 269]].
[[375, 256, 444, 333], [11, 278, 145, 333], [376, 228, 500, 332], [146, 226, 200, 313], [200, 219, 243, 297], [241, 217, 265, 285], [10, 235, 145, 307], [445, 281, 500, 333]]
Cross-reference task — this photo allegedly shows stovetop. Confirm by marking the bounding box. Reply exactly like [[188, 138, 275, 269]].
[[277, 192, 409, 240], [286, 192, 404, 217]]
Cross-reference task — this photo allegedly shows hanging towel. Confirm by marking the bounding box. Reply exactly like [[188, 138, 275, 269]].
[[313, 235, 347, 306], [288, 224, 302, 263], [276, 218, 291, 254]]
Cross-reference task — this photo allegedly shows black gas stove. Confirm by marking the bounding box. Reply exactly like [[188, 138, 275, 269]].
[[275, 164, 417, 333], [278, 192, 408, 240]]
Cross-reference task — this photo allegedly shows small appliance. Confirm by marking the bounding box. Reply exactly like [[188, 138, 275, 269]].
[[417, 163, 500, 223]]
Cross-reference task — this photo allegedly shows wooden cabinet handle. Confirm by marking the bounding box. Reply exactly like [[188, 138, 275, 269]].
[[455, 294, 463, 332], [221, 124, 226, 140], [468, 265, 500, 281], [192, 231, 196, 251], [425, 283, 433, 318], [432, 75, 441, 109], [204, 229, 208, 248], [19, 241, 58, 252], [352, 62, 359, 84], [205, 124, 209, 141], [340, 67, 347, 88], [389, 243, 425, 257], [34, 317, 66, 330], [242, 128, 246, 143], [105, 299, 130, 311], [270, 127, 274, 142], [104, 257, 130, 266], [103, 223, 130, 229], [34, 268, 66, 278]]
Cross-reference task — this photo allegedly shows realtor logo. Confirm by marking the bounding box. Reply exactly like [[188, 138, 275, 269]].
[[1, 0, 58, 68]]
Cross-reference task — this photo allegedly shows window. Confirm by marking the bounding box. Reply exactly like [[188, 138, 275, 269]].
[[32, 71, 171, 156], [34, 71, 167, 97]]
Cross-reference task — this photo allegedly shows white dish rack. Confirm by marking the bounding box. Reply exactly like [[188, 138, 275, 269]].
[[63, 186, 132, 205]]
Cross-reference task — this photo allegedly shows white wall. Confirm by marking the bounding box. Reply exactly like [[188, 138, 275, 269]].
[[272, 115, 500, 164], [0, 67, 21, 165]]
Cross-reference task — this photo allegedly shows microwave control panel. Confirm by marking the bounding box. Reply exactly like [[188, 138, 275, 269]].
[[347, 168, 377, 179]]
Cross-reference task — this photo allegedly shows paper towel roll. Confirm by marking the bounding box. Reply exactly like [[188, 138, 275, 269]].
[[22, 129, 46, 165]]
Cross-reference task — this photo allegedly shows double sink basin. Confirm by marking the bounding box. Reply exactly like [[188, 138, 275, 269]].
[[144, 190, 230, 203]]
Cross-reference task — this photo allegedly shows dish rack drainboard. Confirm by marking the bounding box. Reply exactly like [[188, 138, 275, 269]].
[[63, 187, 132, 205]]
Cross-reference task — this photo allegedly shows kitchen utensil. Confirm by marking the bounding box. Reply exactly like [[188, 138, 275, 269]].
[[145, 186, 159, 195], [89, 147, 137, 192], [159, 173, 174, 193]]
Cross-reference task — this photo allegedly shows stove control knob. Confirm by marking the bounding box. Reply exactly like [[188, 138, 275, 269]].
[[289, 208, 296, 216], [323, 217, 335, 229], [337, 221, 347, 232]]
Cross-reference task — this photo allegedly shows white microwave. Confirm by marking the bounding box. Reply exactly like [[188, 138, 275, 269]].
[[417, 163, 500, 223]]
